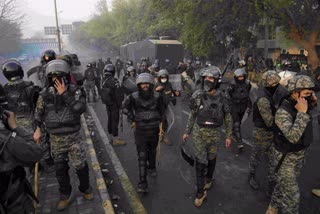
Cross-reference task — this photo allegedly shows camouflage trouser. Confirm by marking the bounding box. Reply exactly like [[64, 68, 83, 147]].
[[193, 123, 220, 164], [50, 131, 90, 197], [50, 131, 87, 170], [248, 128, 274, 184], [269, 145, 305, 214]]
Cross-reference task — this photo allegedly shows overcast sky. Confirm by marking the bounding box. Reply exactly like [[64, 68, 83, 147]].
[[20, 0, 111, 37]]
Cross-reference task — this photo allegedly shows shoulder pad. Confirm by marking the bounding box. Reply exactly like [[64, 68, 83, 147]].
[[191, 89, 203, 99]]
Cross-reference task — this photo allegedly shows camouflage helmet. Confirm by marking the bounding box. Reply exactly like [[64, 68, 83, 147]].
[[234, 68, 247, 77], [260, 70, 281, 87], [136, 73, 154, 85], [200, 66, 221, 79], [158, 69, 169, 77], [287, 75, 315, 92]]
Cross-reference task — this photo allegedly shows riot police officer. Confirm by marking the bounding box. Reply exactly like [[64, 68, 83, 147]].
[[1, 60, 54, 171], [123, 73, 166, 193], [33, 60, 93, 211], [115, 56, 124, 79], [248, 71, 287, 192], [182, 66, 232, 207], [84, 63, 98, 102], [227, 68, 252, 152], [101, 64, 125, 146], [267, 75, 316, 214], [39, 49, 57, 87], [122, 66, 138, 95], [0, 84, 43, 213], [154, 69, 179, 145]]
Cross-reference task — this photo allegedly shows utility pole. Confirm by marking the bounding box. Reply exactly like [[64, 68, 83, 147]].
[[54, 0, 62, 53]]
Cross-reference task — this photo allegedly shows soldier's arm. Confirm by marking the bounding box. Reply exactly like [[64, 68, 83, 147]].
[[61, 87, 86, 114], [184, 94, 201, 134], [33, 95, 45, 128], [7, 128, 43, 165], [257, 97, 274, 128], [275, 108, 310, 144], [223, 97, 233, 138]]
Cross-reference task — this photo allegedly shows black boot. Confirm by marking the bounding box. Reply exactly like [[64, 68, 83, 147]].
[[137, 151, 148, 193], [204, 158, 216, 190], [248, 173, 259, 190], [195, 160, 207, 207]]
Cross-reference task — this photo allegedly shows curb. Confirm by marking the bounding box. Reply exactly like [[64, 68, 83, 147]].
[[88, 106, 147, 214], [81, 115, 115, 214]]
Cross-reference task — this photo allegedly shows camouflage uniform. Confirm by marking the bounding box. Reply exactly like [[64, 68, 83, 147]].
[[268, 75, 314, 214], [185, 89, 232, 197], [34, 60, 92, 203], [248, 70, 286, 191]]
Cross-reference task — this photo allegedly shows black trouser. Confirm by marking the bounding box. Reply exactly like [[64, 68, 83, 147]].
[[231, 103, 247, 145], [135, 128, 159, 186], [106, 105, 120, 137], [55, 155, 90, 199]]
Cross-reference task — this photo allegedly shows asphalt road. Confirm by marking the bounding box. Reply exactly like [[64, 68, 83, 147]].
[[91, 86, 320, 214]]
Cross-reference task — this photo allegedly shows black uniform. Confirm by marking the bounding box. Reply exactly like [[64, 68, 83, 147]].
[[227, 79, 251, 147], [115, 59, 124, 79], [122, 90, 165, 191], [0, 122, 43, 213], [101, 75, 124, 137]]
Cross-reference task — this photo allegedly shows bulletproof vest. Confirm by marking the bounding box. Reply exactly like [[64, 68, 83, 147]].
[[4, 81, 33, 118], [274, 98, 313, 153], [229, 80, 250, 103], [102, 76, 123, 106], [196, 92, 224, 128], [41, 86, 81, 134], [131, 91, 161, 128], [252, 88, 276, 129], [85, 68, 96, 81]]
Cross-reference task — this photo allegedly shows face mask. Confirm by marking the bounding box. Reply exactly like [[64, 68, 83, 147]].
[[203, 79, 216, 92], [265, 84, 279, 95], [160, 78, 168, 83], [303, 95, 314, 110]]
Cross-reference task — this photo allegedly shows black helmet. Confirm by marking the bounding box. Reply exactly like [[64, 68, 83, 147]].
[[2, 59, 24, 81], [61, 55, 73, 67], [103, 64, 115, 76], [87, 63, 92, 68], [41, 49, 56, 65], [45, 60, 71, 86]]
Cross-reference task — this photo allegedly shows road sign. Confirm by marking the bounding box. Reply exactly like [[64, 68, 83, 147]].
[[44, 26, 57, 35], [61, 24, 73, 35]]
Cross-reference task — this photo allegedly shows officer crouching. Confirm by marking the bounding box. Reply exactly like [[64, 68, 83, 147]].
[[33, 60, 93, 211], [182, 66, 232, 207], [0, 84, 43, 213]]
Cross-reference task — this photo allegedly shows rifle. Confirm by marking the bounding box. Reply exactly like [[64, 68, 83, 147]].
[[221, 54, 234, 77]]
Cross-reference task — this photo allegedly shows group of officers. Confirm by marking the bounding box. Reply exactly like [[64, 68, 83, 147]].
[[91, 53, 319, 214], [0, 48, 319, 214]]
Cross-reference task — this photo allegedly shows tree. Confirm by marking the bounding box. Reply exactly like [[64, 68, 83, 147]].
[[255, 0, 320, 71], [0, 0, 22, 55]]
